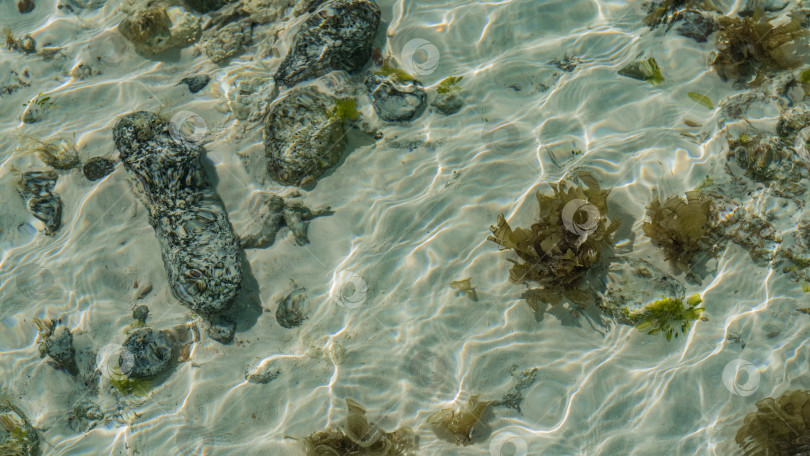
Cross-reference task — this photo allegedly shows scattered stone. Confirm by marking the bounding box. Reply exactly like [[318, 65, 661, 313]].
[[121, 327, 172, 378], [274, 0, 381, 86], [202, 20, 250, 64], [71, 62, 94, 80], [0, 401, 39, 456], [35, 318, 78, 374], [113, 111, 242, 316], [185, 0, 229, 13], [17, 0, 35, 13], [598, 258, 685, 324], [179, 74, 210, 93], [245, 361, 280, 384], [238, 192, 332, 248], [22, 102, 44, 124], [132, 305, 150, 323], [228, 76, 277, 120], [431, 90, 463, 115], [18, 171, 62, 236], [0, 66, 31, 96], [275, 287, 308, 328], [264, 85, 347, 186], [134, 282, 153, 300], [206, 314, 236, 344], [18, 36, 36, 54], [82, 156, 116, 181], [366, 74, 427, 122], [676, 10, 716, 43], [551, 55, 580, 72], [67, 400, 103, 433], [118, 5, 201, 56]]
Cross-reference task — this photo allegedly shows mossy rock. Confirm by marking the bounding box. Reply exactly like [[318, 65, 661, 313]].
[[0, 402, 39, 456]]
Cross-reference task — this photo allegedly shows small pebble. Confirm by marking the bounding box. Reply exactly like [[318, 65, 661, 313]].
[[132, 305, 149, 323], [18, 0, 35, 13], [134, 282, 153, 300], [121, 327, 172, 378], [19, 36, 36, 54], [179, 74, 210, 94], [82, 156, 115, 181], [206, 314, 236, 344]]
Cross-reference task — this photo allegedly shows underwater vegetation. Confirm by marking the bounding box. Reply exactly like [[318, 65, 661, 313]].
[[449, 278, 477, 301], [618, 57, 665, 84], [21, 134, 79, 170], [374, 58, 414, 82], [634, 293, 705, 341], [428, 396, 494, 446], [329, 98, 360, 121], [488, 172, 620, 307], [736, 389, 810, 455], [303, 399, 416, 455], [643, 0, 715, 28], [642, 191, 712, 271], [436, 76, 463, 94], [0, 401, 38, 456], [712, 9, 809, 84], [728, 134, 794, 182], [34, 317, 77, 374]]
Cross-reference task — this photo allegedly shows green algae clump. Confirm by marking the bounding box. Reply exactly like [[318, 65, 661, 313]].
[[304, 399, 416, 455], [329, 98, 360, 121], [712, 10, 809, 84], [642, 191, 712, 271], [634, 293, 705, 341], [0, 402, 39, 456], [427, 396, 494, 446], [618, 57, 665, 84], [375, 58, 414, 82], [736, 389, 810, 455], [437, 76, 463, 94], [488, 172, 620, 307]]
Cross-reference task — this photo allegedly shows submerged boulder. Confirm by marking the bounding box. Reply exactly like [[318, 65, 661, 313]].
[[18, 171, 62, 236], [0, 401, 39, 456], [113, 111, 242, 316], [118, 5, 201, 56], [36, 321, 78, 375], [264, 86, 347, 186], [121, 327, 172, 378], [274, 0, 381, 87], [366, 73, 427, 122]]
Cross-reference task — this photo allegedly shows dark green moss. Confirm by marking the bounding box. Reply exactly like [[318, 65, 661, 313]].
[[436, 76, 463, 94], [634, 293, 705, 341], [375, 58, 414, 82], [642, 191, 712, 271], [329, 98, 360, 121]]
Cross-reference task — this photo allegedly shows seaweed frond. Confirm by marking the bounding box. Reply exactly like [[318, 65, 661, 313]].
[[736, 390, 810, 454], [375, 57, 414, 82], [642, 191, 712, 271], [436, 76, 463, 94], [713, 9, 810, 84], [634, 293, 705, 341], [329, 98, 360, 121], [427, 396, 493, 446]]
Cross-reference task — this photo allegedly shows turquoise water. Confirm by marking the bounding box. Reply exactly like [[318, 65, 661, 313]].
[[1, 0, 810, 454]]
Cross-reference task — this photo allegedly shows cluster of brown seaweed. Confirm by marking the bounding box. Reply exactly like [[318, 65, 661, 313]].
[[642, 191, 713, 271], [736, 390, 810, 455], [488, 172, 620, 309]]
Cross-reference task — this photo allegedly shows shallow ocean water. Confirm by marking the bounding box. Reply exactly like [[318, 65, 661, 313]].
[[1, 0, 809, 454]]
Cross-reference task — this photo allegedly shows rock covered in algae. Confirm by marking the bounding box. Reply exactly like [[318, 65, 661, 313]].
[[238, 192, 333, 248], [113, 111, 242, 316], [274, 0, 381, 87], [264, 85, 347, 186], [18, 171, 62, 236], [427, 395, 494, 446], [275, 287, 308, 328], [185, 0, 230, 13], [118, 5, 201, 56], [728, 133, 797, 182], [205, 314, 236, 344], [366, 74, 427, 122], [488, 172, 620, 307], [304, 398, 417, 455], [712, 9, 809, 84], [83, 156, 116, 181], [35, 317, 77, 374], [120, 327, 172, 379], [736, 389, 810, 455], [0, 401, 39, 456], [202, 20, 250, 64], [598, 258, 685, 325], [642, 191, 712, 271]]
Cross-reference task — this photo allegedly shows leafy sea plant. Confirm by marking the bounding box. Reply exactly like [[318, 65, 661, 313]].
[[375, 57, 414, 82], [329, 98, 360, 121], [488, 172, 620, 307], [303, 399, 416, 455], [436, 76, 463, 94], [618, 57, 665, 84], [634, 293, 705, 341], [712, 9, 809, 84], [20, 133, 79, 170], [427, 396, 494, 446], [688, 91, 714, 109], [642, 191, 712, 270], [449, 278, 477, 301], [736, 390, 810, 455]]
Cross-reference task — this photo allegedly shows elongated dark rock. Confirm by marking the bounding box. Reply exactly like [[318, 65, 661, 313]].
[[113, 112, 241, 315], [19, 171, 62, 235], [274, 0, 381, 87]]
